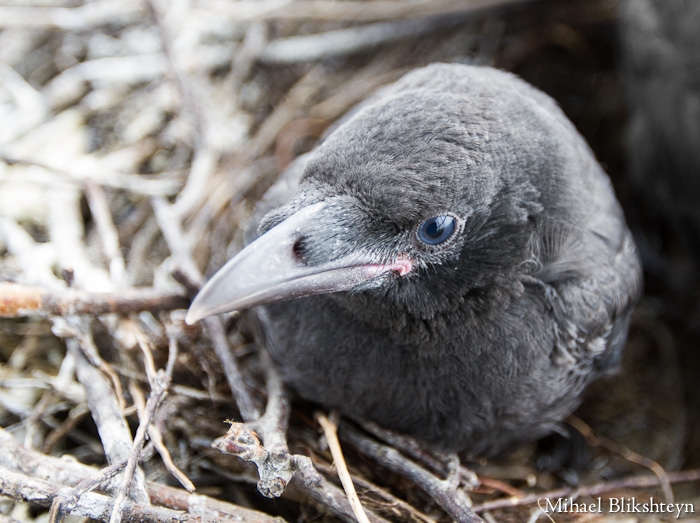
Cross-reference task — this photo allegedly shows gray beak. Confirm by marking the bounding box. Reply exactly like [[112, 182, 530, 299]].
[[185, 201, 408, 324]]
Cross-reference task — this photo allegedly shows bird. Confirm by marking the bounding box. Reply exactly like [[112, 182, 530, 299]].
[[186, 63, 642, 456]]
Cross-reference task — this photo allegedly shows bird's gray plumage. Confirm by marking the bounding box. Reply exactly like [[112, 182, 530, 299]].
[[190, 64, 642, 455]]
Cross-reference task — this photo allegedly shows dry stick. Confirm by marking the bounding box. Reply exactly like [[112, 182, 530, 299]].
[[0, 282, 189, 318], [66, 337, 150, 505], [353, 418, 481, 497], [208, 0, 532, 22], [109, 323, 182, 523], [339, 423, 484, 523], [0, 465, 231, 523], [150, 196, 203, 287], [152, 196, 262, 421], [212, 351, 294, 497], [313, 462, 438, 523], [0, 154, 182, 196], [128, 326, 196, 493], [250, 349, 290, 451], [258, 2, 527, 64], [48, 458, 128, 523], [43, 404, 90, 454], [0, 0, 143, 29], [146, 0, 220, 219], [204, 316, 262, 421], [290, 458, 391, 523], [472, 469, 700, 514], [53, 319, 127, 412], [84, 179, 128, 286], [317, 414, 372, 523], [567, 416, 675, 505], [147, 320, 197, 492], [0, 427, 283, 523], [212, 354, 389, 523], [90, 179, 197, 510]]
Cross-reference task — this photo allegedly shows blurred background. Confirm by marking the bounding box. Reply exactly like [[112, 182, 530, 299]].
[[0, 0, 699, 521]]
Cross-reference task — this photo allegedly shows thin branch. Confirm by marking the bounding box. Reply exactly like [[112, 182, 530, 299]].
[[0, 282, 189, 318], [0, 427, 282, 523], [0, 154, 183, 196], [0, 0, 143, 29], [0, 465, 229, 523], [110, 361, 177, 522], [66, 337, 150, 504], [568, 416, 675, 505], [211, 356, 389, 523], [318, 413, 371, 523], [208, 0, 534, 23], [313, 461, 438, 523], [84, 179, 128, 287], [356, 417, 478, 488], [472, 469, 700, 514], [257, 3, 527, 64], [339, 422, 483, 523], [152, 196, 262, 420]]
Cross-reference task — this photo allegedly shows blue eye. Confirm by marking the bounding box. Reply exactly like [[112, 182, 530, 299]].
[[417, 215, 456, 245]]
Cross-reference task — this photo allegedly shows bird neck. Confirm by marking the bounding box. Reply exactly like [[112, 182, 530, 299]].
[[329, 279, 517, 350]]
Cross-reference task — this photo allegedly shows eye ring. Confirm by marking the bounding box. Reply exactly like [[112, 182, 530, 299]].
[[417, 215, 458, 246]]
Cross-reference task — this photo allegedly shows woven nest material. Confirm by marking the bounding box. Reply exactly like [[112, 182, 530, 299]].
[[0, 1, 699, 522]]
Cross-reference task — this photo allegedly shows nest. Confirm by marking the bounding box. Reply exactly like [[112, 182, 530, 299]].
[[0, 0, 698, 522]]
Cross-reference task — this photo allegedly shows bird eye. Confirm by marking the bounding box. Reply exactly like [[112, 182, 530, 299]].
[[417, 215, 456, 245]]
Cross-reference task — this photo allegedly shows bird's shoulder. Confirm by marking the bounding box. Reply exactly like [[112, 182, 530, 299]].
[[520, 215, 642, 372]]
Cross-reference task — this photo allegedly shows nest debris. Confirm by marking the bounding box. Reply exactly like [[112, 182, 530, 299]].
[[0, 0, 699, 522]]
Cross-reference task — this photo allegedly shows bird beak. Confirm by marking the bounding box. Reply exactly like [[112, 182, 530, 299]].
[[185, 201, 411, 324]]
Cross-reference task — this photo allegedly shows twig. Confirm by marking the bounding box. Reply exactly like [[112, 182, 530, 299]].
[[0, 427, 283, 523], [313, 462, 438, 523], [0, 465, 230, 523], [205, 316, 263, 421], [84, 179, 128, 287], [146, 0, 221, 219], [48, 457, 128, 523], [472, 469, 700, 513], [109, 327, 182, 523], [358, 417, 480, 490], [129, 323, 196, 492], [211, 349, 292, 498], [211, 356, 389, 523], [152, 196, 262, 420], [52, 319, 126, 411], [318, 413, 371, 523], [208, 0, 533, 22], [47, 185, 112, 292], [257, 3, 525, 64], [0, 282, 189, 318], [339, 422, 483, 523], [249, 349, 290, 451], [66, 337, 150, 504], [0, 154, 183, 196], [290, 456, 391, 523], [567, 416, 675, 505], [151, 196, 203, 287], [0, 0, 143, 29], [0, 217, 61, 288]]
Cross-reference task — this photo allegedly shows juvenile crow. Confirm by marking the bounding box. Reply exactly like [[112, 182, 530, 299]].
[[187, 64, 642, 455]]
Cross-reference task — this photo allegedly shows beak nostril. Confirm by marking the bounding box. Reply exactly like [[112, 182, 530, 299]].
[[291, 238, 304, 261]]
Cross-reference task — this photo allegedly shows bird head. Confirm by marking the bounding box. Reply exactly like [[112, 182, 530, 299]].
[[186, 65, 573, 325]]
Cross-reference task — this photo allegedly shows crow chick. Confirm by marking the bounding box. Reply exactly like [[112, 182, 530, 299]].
[[187, 64, 642, 455]]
